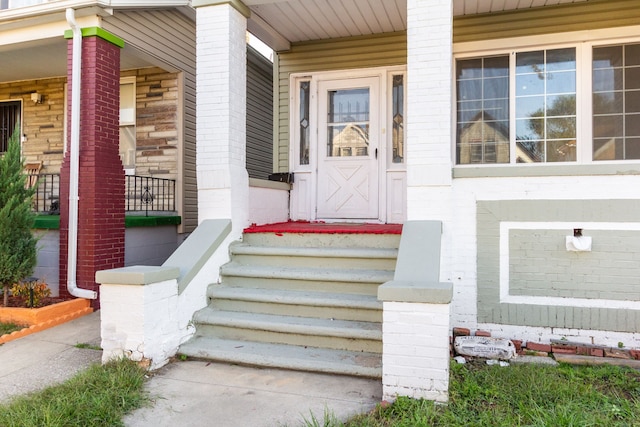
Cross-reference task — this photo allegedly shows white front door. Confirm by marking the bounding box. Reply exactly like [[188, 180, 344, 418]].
[[316, 77, 379, 219]]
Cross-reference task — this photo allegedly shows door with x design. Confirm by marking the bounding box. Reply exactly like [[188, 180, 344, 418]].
[[316, 77, 379, 219]]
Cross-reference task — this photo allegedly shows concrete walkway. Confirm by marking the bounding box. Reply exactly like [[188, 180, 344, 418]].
[[0, 311, 381, 426]]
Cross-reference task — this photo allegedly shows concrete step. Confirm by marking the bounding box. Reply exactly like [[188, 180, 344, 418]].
[[209, 286, 382, 322], [178, 337, 382, 378], [220, 263, 392, 296], [242, 232, 401, 249], [193, 309, 382, 353], [229, 242, 398, 270]]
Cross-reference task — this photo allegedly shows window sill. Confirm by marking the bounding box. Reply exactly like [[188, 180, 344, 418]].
[[453, 163, 640, 179]]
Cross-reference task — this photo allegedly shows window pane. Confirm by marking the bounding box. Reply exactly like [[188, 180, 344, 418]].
[[457, 79, 482, 100], [546, 48, 576, 72], [546, 140, 576, 162], [625, 67, 640, 90], [483, 99, 508, 121], [120, 83, 135, 124], [593, 69, 623, 92], [594, 115, 623, 138], [516, 96, 544, 118], [484, 56, 509, 77], [516, 51, 544, 74], [593, 138, 621, 160], [546, 95, 576, 116], [119, 126, 136, 169], [516, 74, 544, 96], [516, 140, 544, 163], [625, 91, 640, 113], [327, 88, 369, 157], [546, 71, 576, 94], [484, 76, 508, 99], [594, 45, 622, 69], [626, 113, 640, 136], [299, 81, 310, 165], [457, 58, 482, 79], [626, 138, 640, 159], [516, 118, 544, 140], [625, 44, 640, 67], [392, 74, 404, 163], [593, 92, 623, 114], [547, 117, 576, 139]]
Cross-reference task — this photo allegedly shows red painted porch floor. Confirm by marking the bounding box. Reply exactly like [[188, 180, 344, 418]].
[[244, 221, 403, 234]]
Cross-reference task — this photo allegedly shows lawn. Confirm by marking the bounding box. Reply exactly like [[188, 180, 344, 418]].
[[0, 358, 148, 427], [331, 361, 640, 427]]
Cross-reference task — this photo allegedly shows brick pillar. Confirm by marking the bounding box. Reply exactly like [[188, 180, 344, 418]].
[[60, 29, 125, 308], [406, 0, 453, 217], [194, 2, 249, 239]]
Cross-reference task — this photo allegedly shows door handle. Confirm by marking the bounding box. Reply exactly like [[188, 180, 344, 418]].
[[375, 148, 378, 159]]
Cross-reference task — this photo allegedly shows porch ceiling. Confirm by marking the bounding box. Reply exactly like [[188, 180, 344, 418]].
[[0, 37, 157, 83], [246, 0, 591, 51]]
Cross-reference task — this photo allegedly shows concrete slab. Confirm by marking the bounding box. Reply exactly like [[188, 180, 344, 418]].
[[124, 361, 381, 427], [0, 311, 102, 402]]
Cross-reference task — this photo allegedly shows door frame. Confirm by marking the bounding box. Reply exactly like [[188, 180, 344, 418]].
[[289, 66, 407, 223]]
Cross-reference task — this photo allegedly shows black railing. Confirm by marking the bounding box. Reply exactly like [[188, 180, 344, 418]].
[[31, 173, 60, 214], [125, 175, 176, 215], [31, 174, 176, 215]]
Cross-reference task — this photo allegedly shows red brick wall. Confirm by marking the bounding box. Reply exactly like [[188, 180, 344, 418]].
[[59, 35, 124, 308]]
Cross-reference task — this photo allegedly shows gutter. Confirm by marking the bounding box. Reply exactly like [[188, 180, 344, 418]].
[[65, 8, 97, 300]]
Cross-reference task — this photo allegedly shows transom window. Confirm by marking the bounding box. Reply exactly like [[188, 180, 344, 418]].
[[456, 41, 640, 165]]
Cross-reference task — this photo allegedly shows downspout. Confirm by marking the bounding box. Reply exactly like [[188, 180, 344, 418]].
[[65, 8, 97, 299]]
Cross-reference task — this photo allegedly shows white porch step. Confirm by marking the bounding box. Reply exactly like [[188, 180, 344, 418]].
[[221, 263, 393, 284], [178, 337, 381, 378]]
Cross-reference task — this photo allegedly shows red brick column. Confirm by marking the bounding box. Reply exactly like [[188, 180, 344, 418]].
[[60, 31, 124, 308]]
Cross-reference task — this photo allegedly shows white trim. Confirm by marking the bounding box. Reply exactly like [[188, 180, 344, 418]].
[[499, 221, 640, 310]]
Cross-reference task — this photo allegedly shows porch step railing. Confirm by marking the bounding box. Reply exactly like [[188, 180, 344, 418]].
[[30, 174, 176, 215]]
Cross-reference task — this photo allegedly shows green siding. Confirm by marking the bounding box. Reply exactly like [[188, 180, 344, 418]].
[[509, 229, 640, 301], [275, 31, 406, 172], [454, 0, 640, 43], [477, 200, 640, 333]]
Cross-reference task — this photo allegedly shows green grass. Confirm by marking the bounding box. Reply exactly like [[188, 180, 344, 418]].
[[74, 342, 102, 351], [311, 361, 640, 427], [0, 358, 149, 427], [0, 321, 26, 336]]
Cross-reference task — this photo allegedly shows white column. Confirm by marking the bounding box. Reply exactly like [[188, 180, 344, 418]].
[[195, 2, 249, 238], [405, 0, 453, 220], [382, 302, 451, 402]]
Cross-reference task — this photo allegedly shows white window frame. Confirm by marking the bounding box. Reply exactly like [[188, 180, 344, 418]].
[[453, 26, 640, 167], [119, 76, 136, 175]]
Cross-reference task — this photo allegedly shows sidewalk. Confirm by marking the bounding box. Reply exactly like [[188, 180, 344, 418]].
[[0, 311, 382, 426]]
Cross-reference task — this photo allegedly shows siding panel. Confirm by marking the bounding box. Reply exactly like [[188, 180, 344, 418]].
[[247, 46, 274, 180], [454, 0, 640, 43]]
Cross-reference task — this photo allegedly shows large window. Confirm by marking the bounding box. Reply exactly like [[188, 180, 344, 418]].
[[457, 48, 577, 164], [456, 41, 640, 165]]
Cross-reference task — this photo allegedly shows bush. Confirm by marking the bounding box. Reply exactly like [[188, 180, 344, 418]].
[[10, 280, 51, 308]]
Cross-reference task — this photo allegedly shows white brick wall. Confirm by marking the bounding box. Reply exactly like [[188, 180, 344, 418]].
[[196, 3, 249, 236], [382, 301, 451, 403], [445, 174, 640, 343], [100, 279, 180, 370]]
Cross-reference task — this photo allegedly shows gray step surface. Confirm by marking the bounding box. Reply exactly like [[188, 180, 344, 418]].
[[178, 337, 382, 378], [220, 263, 394, 284]]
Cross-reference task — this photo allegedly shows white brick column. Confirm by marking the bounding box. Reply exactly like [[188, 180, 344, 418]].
[[406, 0, 453, 220], [195, 2, 249, 238], [382, 301, 451, 402]]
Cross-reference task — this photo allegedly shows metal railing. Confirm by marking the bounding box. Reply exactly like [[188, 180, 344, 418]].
[[30, 174, 176, 215]]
